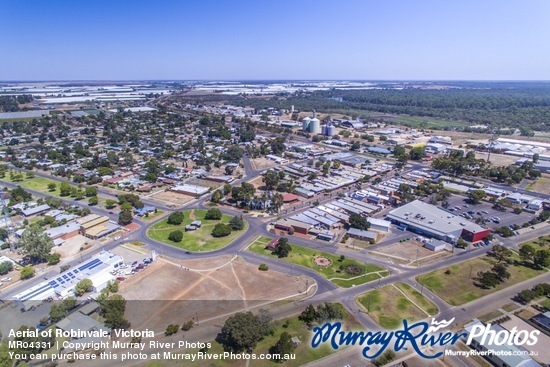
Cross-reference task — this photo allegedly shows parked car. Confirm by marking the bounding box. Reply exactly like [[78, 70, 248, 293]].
[[116, 276, 126, 282], [0, 277, 11, 282]]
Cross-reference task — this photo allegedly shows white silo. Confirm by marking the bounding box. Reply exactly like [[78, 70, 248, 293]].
[[326, 125, 336, 136], [302, 117, 311, 132], [309, 118, 321, 134]]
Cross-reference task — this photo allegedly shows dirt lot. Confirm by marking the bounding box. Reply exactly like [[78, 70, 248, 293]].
[[119, 256, 313, 332], [250, 157, 279, 171], [149, 190, 195, 206], [371, 239, 438, 263], [475, 152, 521, 166], [248, 175, 266, 190], [51, 234, 96, 259]]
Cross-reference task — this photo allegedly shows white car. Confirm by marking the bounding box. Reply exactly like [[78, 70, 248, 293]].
[[114, 236, 121, 241], [0, 277, 12, 282]]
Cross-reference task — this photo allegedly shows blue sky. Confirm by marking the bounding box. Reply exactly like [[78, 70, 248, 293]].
[[1, 0, 549, 80]]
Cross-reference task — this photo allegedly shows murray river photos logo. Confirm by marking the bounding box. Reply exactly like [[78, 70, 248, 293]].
[[310, 317, 540, 360]]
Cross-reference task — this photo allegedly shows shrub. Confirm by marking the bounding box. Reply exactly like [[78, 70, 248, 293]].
[[0, 261, 13, 275], [165, 324, 179, 336], [167, 211, 184, 225], [212, 223, 232, 237], [181, 321, 194, 331], [229, 216, 245, 230], [205, 208, 222, 220], [20, 265, 35, 279], [47, 253, 61, 265], [168, 230, 183, 242], [344, 265, 363, 276], [259, 264, 269, 271]]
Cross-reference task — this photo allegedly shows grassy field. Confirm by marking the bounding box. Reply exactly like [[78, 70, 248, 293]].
[[183, 303, 360, 367], [141, 209, 164, 221], [356, 284, 432, 329], [5, 176, 76, 198], [248, 236, 388, 288], [519, 235, 550, 252], [540, 298, 550, 310], [526, 176, 550, 196], [147, 209, 247, 252], [391, 115, 467, 129], [416, 254, 547, 306], [394, 283, 439, 315]]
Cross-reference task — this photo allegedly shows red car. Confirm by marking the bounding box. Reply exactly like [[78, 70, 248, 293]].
[[116, 276, 126, 281]]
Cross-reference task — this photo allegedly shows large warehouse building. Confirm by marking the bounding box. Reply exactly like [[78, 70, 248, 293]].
[[13, 251, 123, 311], [386, 200, 490, 243]]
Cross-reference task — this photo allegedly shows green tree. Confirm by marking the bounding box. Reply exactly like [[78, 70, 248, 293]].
[[492, 263, 510, 281], [168, 230, 183, 242], [100, 294, 128, 329], [263, 170, 280, 190], [273, 237, 291, 258], [219, 311, 269, 352], [47, 253, 61, 265], [519, 244, 536, 263], [349, 213, 370, 231], [491, 245, 512, 263], [75, 279, 93, 296], [477, 271, 500, 289], [212, 223, 232, 237], [532, 153, 540, 163], [205, 208, 222, 220], [88, 196, 99, 206], [59, 182, 71, 196], [468, 190, 487, 204], [144, 172, 157, 183], [165, 324, 179, 336], [299, 304, 318, 324], [533, 249, 550, 269], [167, 211, 184, 225], [85, 187, 98, 197], [118, 210, 133, 225], [270, 332, 297, 361], [224, 146, 244, 162], [120, 202, 133, 212], [229, 216, 245, 230], [20, 265, 35, 279], [0, 261, 13, 275], [211, 190, 224, 203], [19, 226, 54, 264], [350, 141, 361, 151], [47, 183, 56, 192], [105, 199, 117, 209], [409, 146, 426, 161]]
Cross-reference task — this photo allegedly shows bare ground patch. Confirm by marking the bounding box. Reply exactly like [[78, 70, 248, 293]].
[[119, 258, 313, 333], [149, 190, 195, 206], [370, 239, 443, 264]]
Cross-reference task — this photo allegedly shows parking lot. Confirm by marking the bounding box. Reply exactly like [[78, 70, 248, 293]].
[[442, 195, 536, 230]]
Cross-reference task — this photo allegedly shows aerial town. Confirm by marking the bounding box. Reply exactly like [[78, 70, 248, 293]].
[[0, 80, 549, 367]]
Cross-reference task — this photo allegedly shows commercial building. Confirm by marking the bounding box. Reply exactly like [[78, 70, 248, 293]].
[[170, 183, 210, 196], [386, 200, 490, 243], [45, 222, 81, 241], [78, 214, 120, 239], [13, 251, 124, 311], [274, 218, 312, 234]]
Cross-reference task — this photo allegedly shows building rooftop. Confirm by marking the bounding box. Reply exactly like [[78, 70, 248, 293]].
[[387, 200, 486, 236]]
